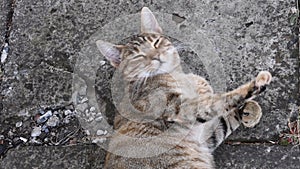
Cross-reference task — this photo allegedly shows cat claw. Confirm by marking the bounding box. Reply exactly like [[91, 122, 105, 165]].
[[255, 71, 272, 88]]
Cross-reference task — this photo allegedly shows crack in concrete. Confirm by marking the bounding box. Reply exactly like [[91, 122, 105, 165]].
[[225, 140, 278, 146], [4, 0, 15, 44], [296, 0, 300, 110], [0, 0, 15, 65], [0, 0, 16, 114]]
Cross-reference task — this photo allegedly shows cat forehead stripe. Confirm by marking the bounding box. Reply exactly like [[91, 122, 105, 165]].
[[124, 34, 163, 52]]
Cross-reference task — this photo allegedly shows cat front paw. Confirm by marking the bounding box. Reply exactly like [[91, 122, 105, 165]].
[[241, 100, 262, 128], [255, 71, 272, 88]]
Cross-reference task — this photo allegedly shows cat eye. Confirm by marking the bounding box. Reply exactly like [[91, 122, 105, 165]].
[[164, 42, 172, 47], [133, 55, 146, 59], [243, 112, 250, 116], [154, 39, 160, 48], [154, 37, 163, 48]]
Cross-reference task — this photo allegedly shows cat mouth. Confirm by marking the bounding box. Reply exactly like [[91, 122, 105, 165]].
[[151, 61, 169, 74], [138, 67, 163, 78]]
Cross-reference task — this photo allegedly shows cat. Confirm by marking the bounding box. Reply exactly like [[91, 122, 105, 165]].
[[96, 7, 272, 169]]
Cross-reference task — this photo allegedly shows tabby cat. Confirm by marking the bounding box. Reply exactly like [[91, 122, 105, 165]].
[[96, 7, 272, 169]]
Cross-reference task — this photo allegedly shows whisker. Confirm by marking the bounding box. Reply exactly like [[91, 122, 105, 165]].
[[133, 67, 155, 99], [143, 74, 148, 86]]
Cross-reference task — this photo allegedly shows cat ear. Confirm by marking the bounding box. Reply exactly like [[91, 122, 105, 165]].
[[141, 7, 163, 34], [96, 40, 122, 67]]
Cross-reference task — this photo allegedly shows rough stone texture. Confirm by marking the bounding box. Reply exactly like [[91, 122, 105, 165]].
[[1, 144, 299, 169], [2, 0, 297, 138], [182, 0, 299, 140], [0, 144, 106, 169], [200, 0, 299, 141], [0, 0, 299, 168], [0, 0, 9, 46], [215, 144, 300, 169]]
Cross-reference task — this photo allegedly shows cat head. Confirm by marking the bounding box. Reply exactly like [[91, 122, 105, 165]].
[[96, 7, 181, 80]]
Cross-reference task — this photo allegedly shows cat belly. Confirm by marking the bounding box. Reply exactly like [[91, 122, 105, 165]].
[[187, 118, 222, 152]]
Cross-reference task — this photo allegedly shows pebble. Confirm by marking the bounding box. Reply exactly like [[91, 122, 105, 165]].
[[44, 138, 49, 142], [38, 109, 45, 115], [44, 128, 49, 133], [76, 103, 88, 112], [31, 126, 42, 137], [95, 116, 103, 122], [96, 130, 107, 136], [79, 97, 88, 104], [281, 154, 288, 160], [1, 43, 9, 63], [15, 121, 23, 128], [65, 104, 74, 110], [30, 138, 42, 144], [13, 137, 23, 146], [8, 130, 14, 137], [63, 118, 70, 124], [92, 138, 106, 144], [41, 125, 49, 133], [69, 138, 77, 145], [13, 70, 18, 75], [64, 109, 73, 116], [87, 117, 94, 122], [37, 110, 52, 124], [85, 130, 90, 136], [46, 115, 60, 127], [19, 137, 28, 143], [18, 109, 30, 117], [100, 60, 106, 66], [265, 147, 272, 153], [90, 107, 96, 112], [291, 7, 297, 13]]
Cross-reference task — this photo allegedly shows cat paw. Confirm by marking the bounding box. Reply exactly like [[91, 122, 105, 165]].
[[255, 71, 272, 88], [241, 100, 262, 128]]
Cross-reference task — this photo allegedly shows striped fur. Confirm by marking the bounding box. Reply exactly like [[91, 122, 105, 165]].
[[97, 7, 272, 169]]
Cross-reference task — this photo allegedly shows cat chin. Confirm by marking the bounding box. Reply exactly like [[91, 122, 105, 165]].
[[136, 69, 170, 78], [135, 59, 180, 78], [137, 71, 164, 78]]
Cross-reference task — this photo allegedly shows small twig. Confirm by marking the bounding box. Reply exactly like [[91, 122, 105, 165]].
[[50, 129, 79, 146], [297, 108, 300, 144]]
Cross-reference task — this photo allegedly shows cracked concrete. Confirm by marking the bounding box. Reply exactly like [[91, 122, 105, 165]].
[[214, 144, 300, 169], [188, 0, 300, 141], [0, 1, 9, 50], [0, 144, 106, 169], [0, 0, 299, 168]]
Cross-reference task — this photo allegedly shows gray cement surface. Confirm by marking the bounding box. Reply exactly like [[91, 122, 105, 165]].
[[0, 144, 106, 169], [2, 0, 298, 139], [215, 144, 300, 169], [0, 0, 8, 46], [1, 144, 299, 169], [0, 0, 299, 168], [189, 0, 299, 141]]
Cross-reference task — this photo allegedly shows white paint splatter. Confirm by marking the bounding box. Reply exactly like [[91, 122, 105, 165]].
[[100, 60, 106, 66], [1, 43, 9, 63], [265, 147, 272, 153], [291, 7, 298, 14]]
